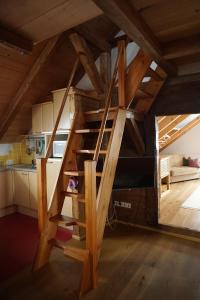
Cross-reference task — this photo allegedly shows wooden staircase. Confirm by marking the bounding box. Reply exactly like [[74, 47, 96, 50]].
[[33, 107, 126, 295]]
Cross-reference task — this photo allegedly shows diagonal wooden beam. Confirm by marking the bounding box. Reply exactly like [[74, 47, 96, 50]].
[[159, 115, 190, 139], [160, 116, 200, 150], [0, 26, 32, 54], [0, 35, 59, 139], [126, 118, 145, 154], [126, 50, 152, 108], [134, 66, 167, 114], [69, 32, 103, 94], [93, 0, 176, 75]]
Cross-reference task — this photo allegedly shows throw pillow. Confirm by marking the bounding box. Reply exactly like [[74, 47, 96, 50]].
[[188, 158, 200, 168], [183, 157, 189, 166]]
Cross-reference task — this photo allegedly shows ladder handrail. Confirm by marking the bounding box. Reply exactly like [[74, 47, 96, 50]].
[[45, 58, 79, 159], [93, 47, 122, 162]]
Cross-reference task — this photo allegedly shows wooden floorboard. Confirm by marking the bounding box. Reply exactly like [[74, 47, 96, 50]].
[[1, 224, 200, 299], [160, 179, 200, 231]]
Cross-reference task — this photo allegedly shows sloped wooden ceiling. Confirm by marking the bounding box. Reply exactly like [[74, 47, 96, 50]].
[[94, 0, 200, 75], [0, 2, 118, 142]]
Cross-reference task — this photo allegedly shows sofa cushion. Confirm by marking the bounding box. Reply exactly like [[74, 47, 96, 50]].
[[170, 166, 200, 177]]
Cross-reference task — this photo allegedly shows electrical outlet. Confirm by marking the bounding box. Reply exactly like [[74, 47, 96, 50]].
[[114, 201, 131, 209]]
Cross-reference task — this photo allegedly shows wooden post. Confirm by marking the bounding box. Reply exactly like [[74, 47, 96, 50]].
[[36, 158, 47, 232], [100, 51, 111, 107], [84, 160, 97, 290], [117, 40, 126, 107]]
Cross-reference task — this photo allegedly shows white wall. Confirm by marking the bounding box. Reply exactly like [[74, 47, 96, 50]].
[[161, 123, 200, 156]]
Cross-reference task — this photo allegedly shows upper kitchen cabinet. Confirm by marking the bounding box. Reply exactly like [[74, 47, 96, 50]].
[[52, 87, 100, 131], [42, 102, 54, 133], [32, 102, 54, 134], [32, 104, 42, 134], [32, 87, 99, 134]]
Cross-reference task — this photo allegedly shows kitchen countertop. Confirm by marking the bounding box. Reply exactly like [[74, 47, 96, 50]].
[[0, 164, 37, 172]]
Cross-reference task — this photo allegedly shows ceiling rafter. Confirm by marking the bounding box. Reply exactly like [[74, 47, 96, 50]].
[[69, 32, 104, 94], [93, 0, 176, 75], [0, 35, 60, 139]]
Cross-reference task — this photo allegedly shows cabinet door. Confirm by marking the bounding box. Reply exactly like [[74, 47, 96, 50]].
[[42, 102, 54, 132], [5, 170, 14, 206], [29, 172, 37, 210], [32, 104, 42, 133], [14, 171, 30, 207], [46, 160, 61, 208], [0, 173, 6, 208], [53, 94, 74, 130]]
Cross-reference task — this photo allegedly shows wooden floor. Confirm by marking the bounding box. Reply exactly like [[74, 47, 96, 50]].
[[160, 179, 200, 231], [1, 224, 200, 300]]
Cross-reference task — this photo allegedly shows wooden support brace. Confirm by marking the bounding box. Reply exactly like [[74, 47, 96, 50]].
[[36, 158, 47, 232], [118, 40, 126, 107], [81, 160, 97, 294]]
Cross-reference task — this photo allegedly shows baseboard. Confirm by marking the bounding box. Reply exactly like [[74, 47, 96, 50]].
[[0, 205, 16, 217], [17, 206, 37, 218], [116, 220, 200, 244]]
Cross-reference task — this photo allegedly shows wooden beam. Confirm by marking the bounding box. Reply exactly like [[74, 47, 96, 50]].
[[159, 115, 190, 139], [93, 0, 176, 75], [0, 35, 59, 139], [69, 32, 103, 94], [118, 40, 126, 107], [126, 50, 152, 108], [135, 66, 167, 114], [160, 116, 200, 150], [159, 115, 182, 132], [100, 51, 111, 107], [75, 27, 111, 52], [163, 36, 200, 60], [126, 118, 145, 154], [0, 26, 32, 54]]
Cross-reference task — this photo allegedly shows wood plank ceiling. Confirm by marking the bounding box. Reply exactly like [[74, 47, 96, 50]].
[[0, 0, 118, 142]]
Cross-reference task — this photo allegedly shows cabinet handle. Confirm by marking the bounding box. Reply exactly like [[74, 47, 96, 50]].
[[22, 173, 28, 175]]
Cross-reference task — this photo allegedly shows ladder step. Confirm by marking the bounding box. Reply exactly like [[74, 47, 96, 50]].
[[145, 67, 163, 81], [49, 214, 86, 228], [135, 88, 153, 99], [63, 171, 102, 177], [75, 149, 107, 155], [85, 106, 118, 115], [85, 110, 116, 122], [75, 128, 112, 133], [64, 246, 89, 262], [63, 191, 85, 203], [49, 238, 88, 262]]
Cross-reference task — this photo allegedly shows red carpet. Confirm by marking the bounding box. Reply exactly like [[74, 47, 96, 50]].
[[0, 213, 72, 283]]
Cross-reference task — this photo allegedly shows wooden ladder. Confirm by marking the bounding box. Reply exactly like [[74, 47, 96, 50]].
[[33, 107, 126, 294], [33, 48, 127, 296]]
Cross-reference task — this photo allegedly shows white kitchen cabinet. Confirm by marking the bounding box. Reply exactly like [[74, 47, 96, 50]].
[[0, 170, 14, 209], [0, 172, 7, 208], [42, 102, 54, 132], [46, 159, 72, 217], [53, 92, 73, 130], [14, 171, 30, 207], [29, 172, 38, 210], [4, 170, 14, 206], [46, 160, 61, 207], [32, 104, 42, 134]]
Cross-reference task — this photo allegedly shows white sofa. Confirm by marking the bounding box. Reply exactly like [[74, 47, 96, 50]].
[[168, 154, 200, 183]]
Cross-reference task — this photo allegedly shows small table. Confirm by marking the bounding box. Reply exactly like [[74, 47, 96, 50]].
[[160, 156, 170, 192]]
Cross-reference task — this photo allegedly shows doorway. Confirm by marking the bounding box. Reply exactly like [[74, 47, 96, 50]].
[[156, 113, 200, 231]]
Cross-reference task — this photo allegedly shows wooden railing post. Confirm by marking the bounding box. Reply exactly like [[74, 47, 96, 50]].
[[36, 158, 47, 232], [118, 39, 126, 107], [84, 160, 97, 289]]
